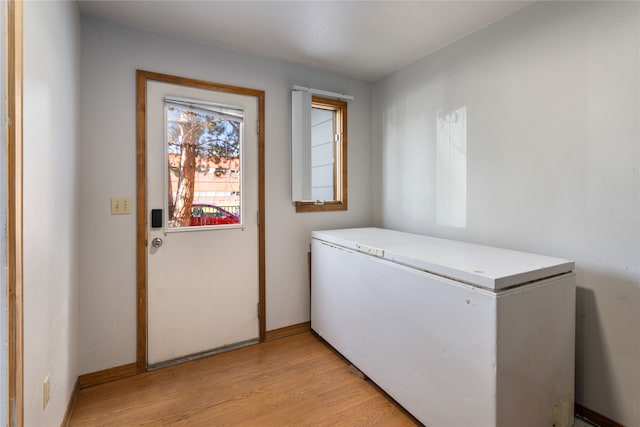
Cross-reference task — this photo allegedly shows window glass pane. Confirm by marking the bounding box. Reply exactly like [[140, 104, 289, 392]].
[[166, 102, 242, 229], [311, 107, 334, 200]]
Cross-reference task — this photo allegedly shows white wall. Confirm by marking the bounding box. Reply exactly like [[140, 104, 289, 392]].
[[23, 1, 81, 426], [372, 2, 639, 425], [78, 16, 372, 374]]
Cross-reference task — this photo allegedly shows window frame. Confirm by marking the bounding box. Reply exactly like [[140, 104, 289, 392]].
[[295, 96, 348, 212]]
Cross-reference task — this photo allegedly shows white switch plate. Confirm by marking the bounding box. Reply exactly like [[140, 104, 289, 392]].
[[111, 198, 132, 215]]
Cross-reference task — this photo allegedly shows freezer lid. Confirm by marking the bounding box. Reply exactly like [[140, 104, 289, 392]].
[[312, 227, 574, 291]]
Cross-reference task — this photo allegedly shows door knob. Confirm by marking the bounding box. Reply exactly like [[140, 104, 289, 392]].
[[151, 237, 163, 248]]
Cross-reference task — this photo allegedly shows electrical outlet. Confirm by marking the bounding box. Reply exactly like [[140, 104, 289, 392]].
[[43, 375, 50, 410], [560, 396, 573, 427], [551, 397, 573, 427], [111, 197, 132, 215]]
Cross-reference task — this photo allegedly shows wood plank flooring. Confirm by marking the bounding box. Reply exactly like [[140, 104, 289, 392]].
[[69, 332, 419, 426]]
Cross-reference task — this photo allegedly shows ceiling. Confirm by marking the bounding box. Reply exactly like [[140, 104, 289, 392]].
[[79, 1, 534, 82]]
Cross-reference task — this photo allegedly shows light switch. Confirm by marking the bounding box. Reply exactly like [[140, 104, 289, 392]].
[[111, 198, 132, 215]]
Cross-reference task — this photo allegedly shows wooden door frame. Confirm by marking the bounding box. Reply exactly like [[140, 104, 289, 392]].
[[135, 70, 266, 373], [6, 0, 24, 424]]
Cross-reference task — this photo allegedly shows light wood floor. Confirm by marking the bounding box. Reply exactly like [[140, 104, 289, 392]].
[[69, 332, 419, 426]]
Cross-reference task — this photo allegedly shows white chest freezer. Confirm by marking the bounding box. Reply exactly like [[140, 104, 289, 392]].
[[311, 227, 575, 427]]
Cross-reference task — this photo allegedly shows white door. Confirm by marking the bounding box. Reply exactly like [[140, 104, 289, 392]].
[[146, 81, 259, 367]]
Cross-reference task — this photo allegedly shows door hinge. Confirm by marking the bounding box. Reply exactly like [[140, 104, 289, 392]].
[[257, 120, 259, 134], [257, 302, 260, 318], [257, 211, 260, 226]]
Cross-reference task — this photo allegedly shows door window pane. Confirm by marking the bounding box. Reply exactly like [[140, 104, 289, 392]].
[[165, 99, 243, 229]]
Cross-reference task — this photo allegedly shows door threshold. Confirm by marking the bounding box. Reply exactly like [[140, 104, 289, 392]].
[[147, 338, 260, 371]]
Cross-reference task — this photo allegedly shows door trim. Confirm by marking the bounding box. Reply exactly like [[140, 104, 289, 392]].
[[136, 70, 266, 373], [6, 0, 24, 424]]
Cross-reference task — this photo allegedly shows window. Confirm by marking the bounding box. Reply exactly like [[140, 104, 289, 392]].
[[164, 96, 244, 229], [292, 93, 348, 212]]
